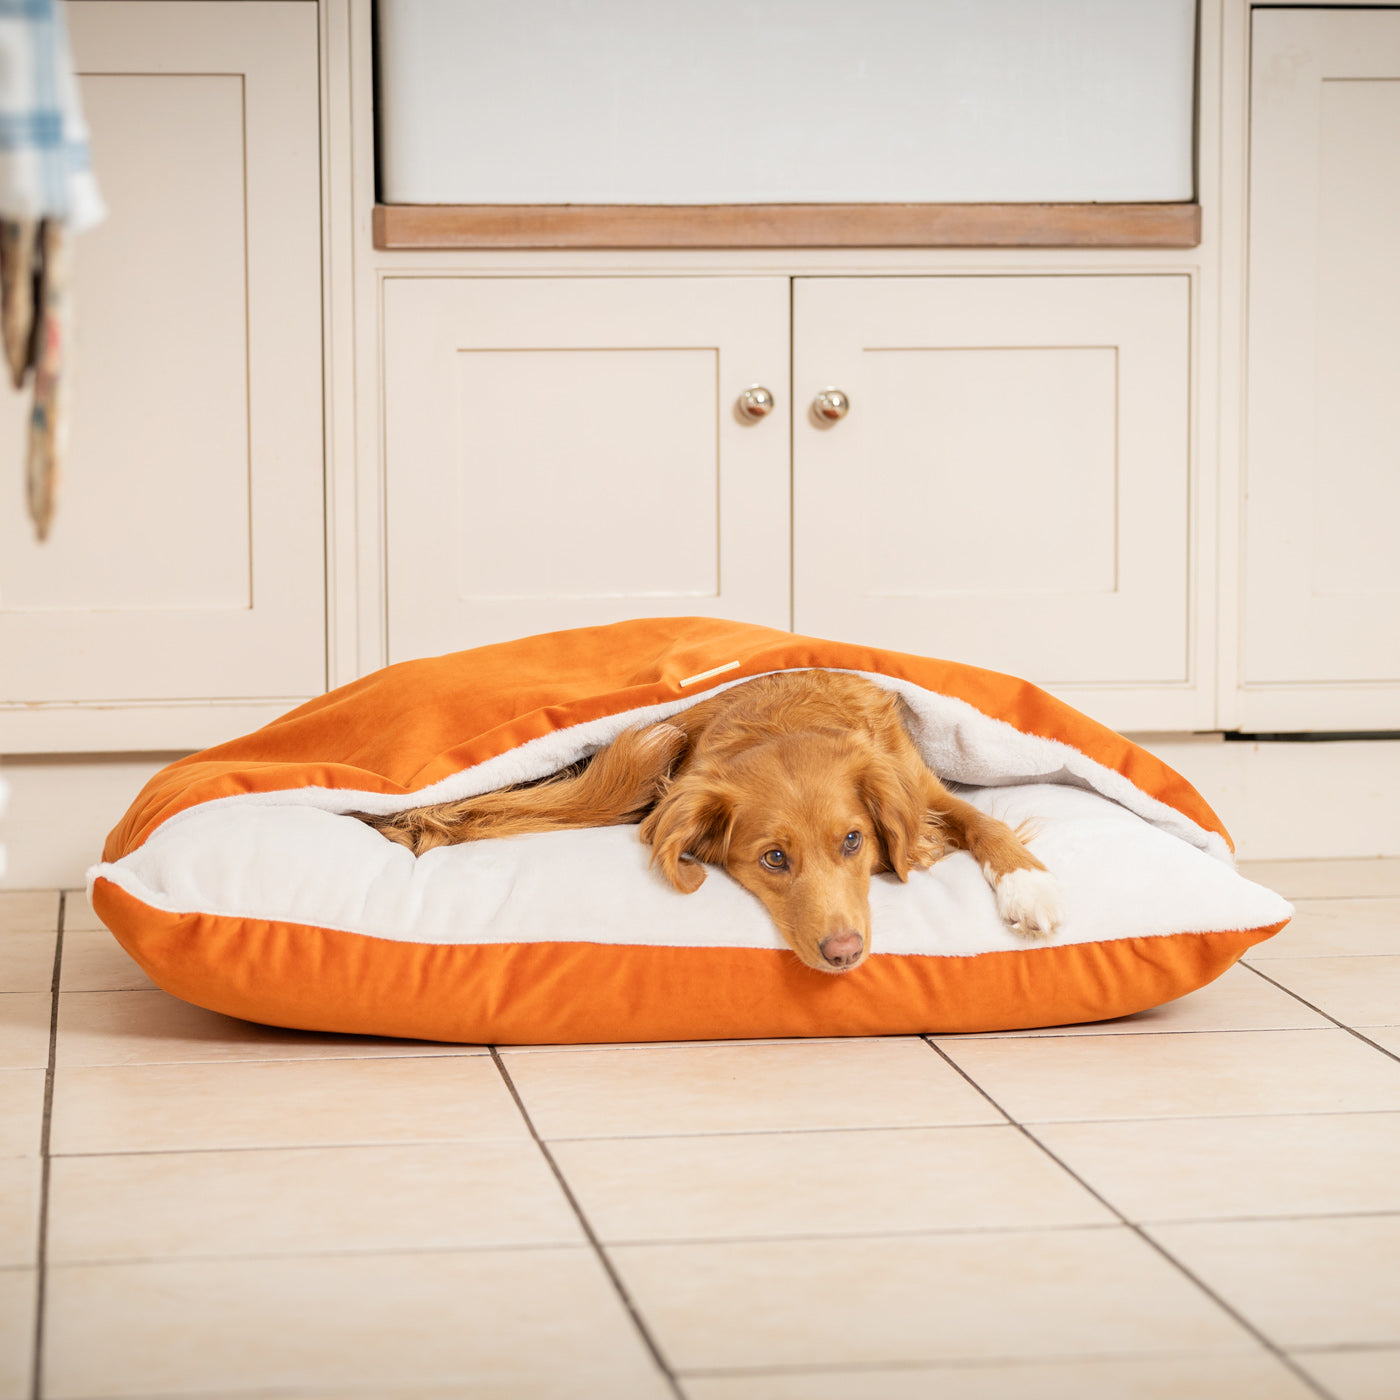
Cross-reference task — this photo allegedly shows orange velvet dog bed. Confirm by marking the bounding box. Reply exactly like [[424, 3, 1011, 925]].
[[90, 618, 1291, 1043]]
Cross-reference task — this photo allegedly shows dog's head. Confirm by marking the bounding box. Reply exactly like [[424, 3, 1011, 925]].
[[639, 728, 938, 974]]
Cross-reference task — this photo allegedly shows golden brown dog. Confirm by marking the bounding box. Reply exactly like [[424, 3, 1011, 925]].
[[358, 671, 1062, 973]]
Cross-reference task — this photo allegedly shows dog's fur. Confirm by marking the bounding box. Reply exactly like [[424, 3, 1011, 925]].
[[356, 671, 1062, 973]]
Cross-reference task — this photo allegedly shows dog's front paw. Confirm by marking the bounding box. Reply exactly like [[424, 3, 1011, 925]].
[[994, 867, 1063, 940]]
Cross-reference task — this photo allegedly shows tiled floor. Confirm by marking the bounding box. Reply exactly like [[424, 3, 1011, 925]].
[[2, 863, 1399, 1399]]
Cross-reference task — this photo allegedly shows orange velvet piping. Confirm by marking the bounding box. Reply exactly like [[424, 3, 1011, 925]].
[[103, 617, 1230, 862]]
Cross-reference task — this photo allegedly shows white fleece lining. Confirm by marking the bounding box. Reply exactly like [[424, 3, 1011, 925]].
[[90, 783, 1289, 957], [93, 670, 1233, 862], [87, 669, 1290, 957]]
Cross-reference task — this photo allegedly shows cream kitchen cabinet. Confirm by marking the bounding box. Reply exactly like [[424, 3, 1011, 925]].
[[793, 275, 1192, 729], [381, 273, 1195, 731], [1240, 7, 1400, 731], [381, 276, 792, 659], [0, 2, 324, 751]]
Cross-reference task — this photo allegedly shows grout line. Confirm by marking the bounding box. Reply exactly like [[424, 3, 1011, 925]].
[[922, 1036, 1340, 1400], [35, 1101, 1400, 1162], [38, 1345, 1355, 1399], [26, 1206, 1400, 1273], [496, 1039, 855, 1055], [45, 1240, 593, 1270], [589, 1221, 1120, 1249], [933, 1023, 1342, 1044], [538, 1121, 1004, 1141], [1240, 963, 1400, 1067], [45, 1137, 545, 1159], [936, 1024, 1338, 1042], [31, 893, 65, 1400], [676, 1345, 1286, 1379], [45, 1050, 495, 1068], [488, 1047, 684, 1400], [37, 1100, 1400, 1161], [1248, 953, 1400, 962], [1290, 1342, 1400, 1356]]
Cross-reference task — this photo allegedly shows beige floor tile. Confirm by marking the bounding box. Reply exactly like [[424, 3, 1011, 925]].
[[0, 931, 55, 994], [58, 929, 154, 992], [0, 992, 52, 1070], [0, 1268, 35, 1400], [503, 1039, 1000, 1139], [1035, 1112, 1400, 1222], [1293, 1347, 1400, 1400], [47, 1141, 582, 1263], [1238, 858, 1400, 899], [1149, 1215, 1400, 1349], [681, 1353, 1318, 1400], [55, 989, 486, 1066], [937, 1029, 1400, 1122], [43, 1248, 670, 1400], [0, 1157, 40, 1268], [50, 1055, 527, 1154], [0, 1070, 45, 1156], [0, 890, 59, 933], [1250, 957, 1400, 1028], [554, 1124, 1112, 1243], [611, 1227, 1250, 1371], [1366, 1028, 1400, 1059], [60, 892, 107, 933], [949, 963, 1327, 1038], [1250, 899, 1400, 959]]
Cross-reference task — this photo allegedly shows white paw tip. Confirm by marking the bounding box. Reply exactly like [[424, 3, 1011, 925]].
[[996, 867, 1064, 940]]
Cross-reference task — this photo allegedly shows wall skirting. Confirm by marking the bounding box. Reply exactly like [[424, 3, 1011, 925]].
[[1, 753, 190, 891], [1130, 735, 1400, 862]]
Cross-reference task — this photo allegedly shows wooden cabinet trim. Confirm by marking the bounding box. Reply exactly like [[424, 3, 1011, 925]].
[[372, 202, 1202, 251]]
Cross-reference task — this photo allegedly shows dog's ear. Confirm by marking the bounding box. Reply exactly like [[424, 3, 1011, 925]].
[[859, 753, 931, 882], [638, 778, 733, 894]]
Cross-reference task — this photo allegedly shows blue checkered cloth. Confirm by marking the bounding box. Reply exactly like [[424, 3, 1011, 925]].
[[0, 0, 102, 229]]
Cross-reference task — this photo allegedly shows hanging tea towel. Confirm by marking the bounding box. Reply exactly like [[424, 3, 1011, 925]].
[[0, 0, 104, 540]]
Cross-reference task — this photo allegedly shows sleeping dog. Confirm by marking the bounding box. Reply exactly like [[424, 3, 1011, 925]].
[[358, 670, 1063, 973]]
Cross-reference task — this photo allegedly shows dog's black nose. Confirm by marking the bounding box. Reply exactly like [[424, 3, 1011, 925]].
[[820, 931, 864, 968]]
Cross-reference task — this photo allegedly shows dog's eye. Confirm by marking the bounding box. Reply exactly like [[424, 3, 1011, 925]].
[[844, 831, 863, 852], [760, 849, 787, 871]]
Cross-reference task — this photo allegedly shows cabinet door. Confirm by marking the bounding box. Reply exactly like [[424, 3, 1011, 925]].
[[793, 276, 1192, 729], [382, 277, 790, 660], [1242, 9, 1400, 729], [0, 3, 323, 740]]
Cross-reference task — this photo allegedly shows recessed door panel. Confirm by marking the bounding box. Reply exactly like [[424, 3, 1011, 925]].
[[1245, 9, 1400, 714], [863, 345, 1120, 600], [383, 277, 790, 659], [451, 347, 719, 602], [794, 276, 1190, 709], [0, 2, 324, 707]]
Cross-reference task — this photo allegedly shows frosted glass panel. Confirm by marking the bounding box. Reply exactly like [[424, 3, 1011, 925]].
[[377, 0, 1196, 204]]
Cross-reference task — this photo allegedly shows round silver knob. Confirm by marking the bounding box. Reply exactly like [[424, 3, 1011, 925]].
[[812, 388, 850, 423], [736, 385, 775, 421]]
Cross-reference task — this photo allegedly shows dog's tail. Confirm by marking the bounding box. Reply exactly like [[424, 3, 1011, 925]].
[[353, 723, 688, 856]]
